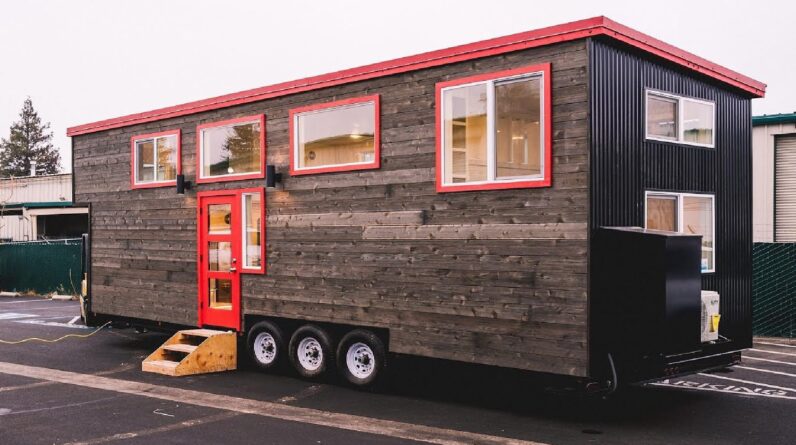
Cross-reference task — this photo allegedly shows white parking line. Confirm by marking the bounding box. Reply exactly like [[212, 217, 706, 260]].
[[735, 365, 796, 379], [744, 356, 796, 367], [13, 320, 92, 330], [749, 348, 796, 358], [68, 316, 80, 325], [756, 341, 796, 349], [0, 313, 37, 320]]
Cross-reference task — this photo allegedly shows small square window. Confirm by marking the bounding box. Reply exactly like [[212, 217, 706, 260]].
[[131, 130, 180, 189], [646, 95, 678, 141]]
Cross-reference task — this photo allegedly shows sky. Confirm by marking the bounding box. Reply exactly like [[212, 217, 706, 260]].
[[1, 0, 793, 173]]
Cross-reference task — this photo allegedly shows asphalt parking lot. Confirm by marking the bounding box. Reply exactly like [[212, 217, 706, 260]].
[[0, 296, 795, 445]]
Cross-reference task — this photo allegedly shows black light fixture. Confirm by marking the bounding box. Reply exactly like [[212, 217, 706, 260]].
[[176, 174, 191, 194], [266, 164, 283, 188]]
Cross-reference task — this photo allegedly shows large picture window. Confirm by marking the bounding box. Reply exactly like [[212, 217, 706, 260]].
[[646, 191, 715, 272], [645, 90, 715, 147], [436, 63, 551, 192], [197, 115, 265, 183], [289, 96, 379, 175], [130, 130, 180, 189]]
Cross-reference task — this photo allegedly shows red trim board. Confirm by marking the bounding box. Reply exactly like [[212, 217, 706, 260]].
[[434, 63, 552, 193], [67, 16, 765, 137]]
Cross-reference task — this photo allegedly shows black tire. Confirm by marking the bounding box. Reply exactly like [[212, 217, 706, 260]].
[[246, 320, 285, 371], [336, 329, 386, 387], [289, 325, 334, 379]]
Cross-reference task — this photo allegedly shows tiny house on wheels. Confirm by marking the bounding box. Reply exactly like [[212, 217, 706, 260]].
[[68, 16, 765, 390]]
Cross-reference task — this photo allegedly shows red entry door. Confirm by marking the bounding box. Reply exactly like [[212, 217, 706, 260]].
[[198, 194, 241, 330]]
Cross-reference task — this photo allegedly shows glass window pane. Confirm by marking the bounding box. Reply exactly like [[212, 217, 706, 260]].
[[209, 278, 232, 309], [647, 195, 678, 231], [443, 84, 487, 184], [208, 204, 231, 234], [683, 196, 714, 271], [647, 94, 678, 140], [208, 241, 232, 271], [683, 100, 714, 145], [136, 139, 155, 183], [243, 194, 262, 268], [495, 77, 542, 179], [156, 135, 178, 181], [297, 102, 376, 169], [202, 121, 261, 177]]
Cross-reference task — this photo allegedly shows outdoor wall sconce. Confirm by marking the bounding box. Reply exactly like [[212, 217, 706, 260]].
[[266, 165, 283, 189], [176, 174, 191, 195]]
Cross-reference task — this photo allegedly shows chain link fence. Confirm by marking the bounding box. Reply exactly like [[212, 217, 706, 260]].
[[0, 238, 83, 295], [753, 243, 796, 338]]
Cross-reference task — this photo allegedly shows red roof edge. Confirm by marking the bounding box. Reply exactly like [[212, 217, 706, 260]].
[[67, 16, 766, 137]]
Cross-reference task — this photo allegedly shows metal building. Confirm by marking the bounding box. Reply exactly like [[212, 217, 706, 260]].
[[752, 113, 796, 242]]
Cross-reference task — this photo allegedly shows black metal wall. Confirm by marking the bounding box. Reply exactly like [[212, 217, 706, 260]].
[[588, 38, 754, 360]]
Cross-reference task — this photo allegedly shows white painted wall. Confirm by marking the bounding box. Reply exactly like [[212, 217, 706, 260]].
[[753, 122, 796, 242], [0, 173, 72, 205], [0, 214, 33, 241]]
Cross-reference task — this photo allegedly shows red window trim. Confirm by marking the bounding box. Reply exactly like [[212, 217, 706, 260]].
[[195, 114, 266, 184], [435, 63, 552, 193], [239, 187, 266, 275], [196, 187, 266, 279], [288, 95, 380, 176], [130, 129, 181, 189]]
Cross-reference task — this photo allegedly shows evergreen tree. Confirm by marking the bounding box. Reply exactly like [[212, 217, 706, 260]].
[[0, 97, 61, 176]]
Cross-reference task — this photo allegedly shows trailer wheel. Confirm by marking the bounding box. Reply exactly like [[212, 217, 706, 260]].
[[246, 320, 285, 371], [337, 329, 385, 387], [289, 325, 333, 379]]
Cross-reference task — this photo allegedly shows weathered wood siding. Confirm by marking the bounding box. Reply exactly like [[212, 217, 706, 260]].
[[73, 39, 589, 376]]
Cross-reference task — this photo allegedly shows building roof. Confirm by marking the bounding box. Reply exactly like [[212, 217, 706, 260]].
[[67, 16, 766, 137], [752, 113, 796, 127], [4, 202, 74, 209]]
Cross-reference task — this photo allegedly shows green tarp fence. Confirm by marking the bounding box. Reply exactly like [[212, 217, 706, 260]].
[[0, 239, 82, 295], [753, 242, 796, 338]]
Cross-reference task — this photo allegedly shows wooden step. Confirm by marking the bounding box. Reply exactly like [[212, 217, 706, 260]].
[[142, 328, 237, 377], [180, 329, 227, 338], [141, 359, 180, 376], [163, 344, 198, 354]]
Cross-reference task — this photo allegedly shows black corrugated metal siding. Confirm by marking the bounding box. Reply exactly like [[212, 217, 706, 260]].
[[588, 38, 753, 367]]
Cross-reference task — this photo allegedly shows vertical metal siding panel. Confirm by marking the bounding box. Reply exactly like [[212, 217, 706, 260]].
[[589, 39, 753, 355]]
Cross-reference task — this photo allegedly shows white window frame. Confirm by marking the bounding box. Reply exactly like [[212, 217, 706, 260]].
[[199, 118, 263, 181], [644, 191, 716, 273], [133, 135, 178, 186], [440, 71, 546, 187], [241, 192, 262, 271], [645, 89, 716, 148], [292, 100, 378, 173]]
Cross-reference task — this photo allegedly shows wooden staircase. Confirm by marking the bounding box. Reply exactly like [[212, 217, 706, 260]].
[[142, 329, 237, 376]]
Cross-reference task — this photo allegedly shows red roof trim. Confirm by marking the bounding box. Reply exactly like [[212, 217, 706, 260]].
[[67, 16, 765, 137]]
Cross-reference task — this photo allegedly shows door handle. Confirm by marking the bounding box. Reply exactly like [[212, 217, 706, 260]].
[[229, 267, 237, 272]]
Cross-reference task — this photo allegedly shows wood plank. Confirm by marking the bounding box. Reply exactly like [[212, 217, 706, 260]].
[[362, 223, 587, 240], [267, 211, 424, 227]]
